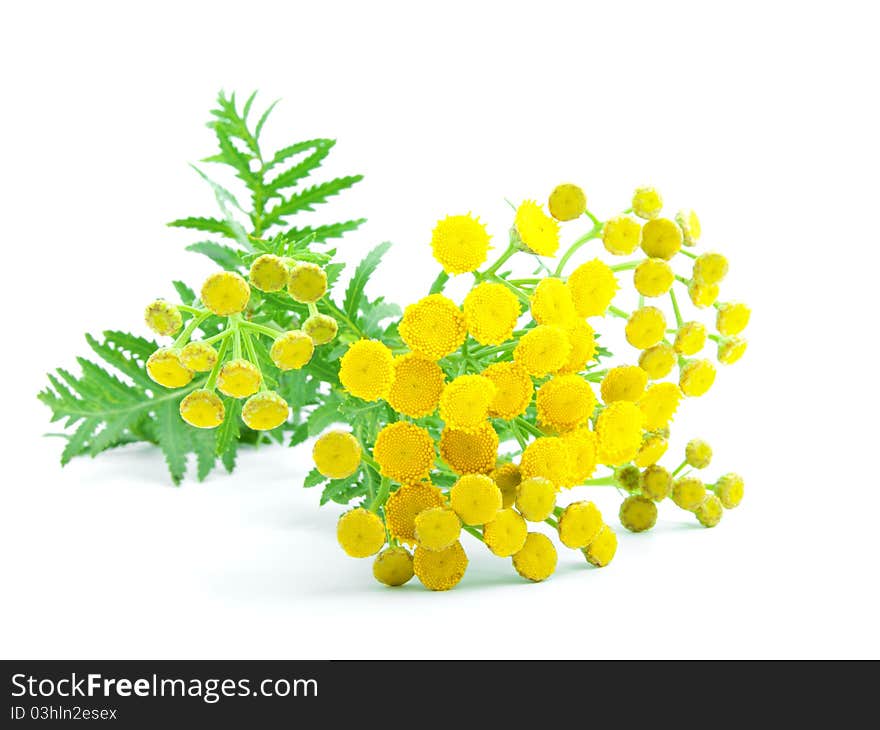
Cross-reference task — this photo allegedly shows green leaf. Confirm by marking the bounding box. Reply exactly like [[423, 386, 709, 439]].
[[191, 429, 218, 481], [185, 241, 243, 270], [155, 399, 191, 486], [343, 241, 392, 319], [265, 139, 334, 186], [172, 281, 196, 305], [307, 397, 345, 436], [304, 468, 326, 488], [264, 176, 363, 225], [167, 216, 241, 239], [286, 219, 366, 244], [216, 398, 241, 472]]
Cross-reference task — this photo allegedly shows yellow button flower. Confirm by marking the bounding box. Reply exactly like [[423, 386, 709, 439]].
[[146, 348, 194, 388], [638, 343, 676, 379], [513, 325, 571, 377], [672, 476, 707, 511], [249, 253, 288, 292], [373, 421, 434, 483], [144, 300, 183, 337], [450, 474, 503, 526], [558, 500, 603, 549], [674, 321, 707, 355], [337, 508, 386, 558], [679, 359, 716, 397], [718, 337, 748, 365], [632, 186, 663, 220], [312, 430, 362, 479], [641, 218, 682, 260], [482, 362, 534, 419], [287, 262, 328, 303], [600, 365, 648, 403], [201, 271, 250, 316], [638, 381, 682, 430], [387, 353, 445, 418], [339, 339, 395, 402], [567, 259, 618, 317], [548, 183, 587, 221], [430, 214, 491, 275], [640, 464, 672, 500], [439, 374, 496, 432], [513, 200, 560, 256], [303, 314, 338, 345], [385, 483, 445, 545], [559, 320, 597, 373], [372, 546, 414, 587], [530, 277, 577, 328], [270, 330, 315, 370], [180, 341, 218, 372], [512, 532, 557, 582], [602, 216, 642, 255], [414, 507, 462, 551], [536, 374, 597, 432], [634, 435, 668, 468], [625, 307, 666, 350], [715, 473, 744, 509], [685, 439, 713, 468], [688, 280, 720, 308], [615, 465, 641, 491], [634, 258, 674, 297], [399, 294, 467, 360], [463, 282, 520, 345], [596, 401, 645, 465], [217, 358, 262, 398], [583, 525, 617, 567], [241, 391, 289, 430], [675, 208, 701, 246], [515, 476, 557, 522], [413, 541, 468, 591], [179, 389, 225, 429], [693, 253, 728, 285], [492, 463, 522, 509], [439, 422, 498, 475], [619, 495, 657, 532], [695, 494, 724, 527], [716, 302, 751, 336], [520, 437, 573, 488], [562, 428, 598, 483], [483, 508, 528, 557]]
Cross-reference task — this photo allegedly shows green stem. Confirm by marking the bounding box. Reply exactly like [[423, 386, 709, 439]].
[[176, 304, 205, 316], [202, 328, 234, 346], [241, 321, 283, 339], [675, 275, 690, 285], [172, 311, 211, 348], [508, 420, 528, 451], [672, 459, 688, 478], [369, 476, 391, 513], [484, 243, 517, 276], [462, 525, 484, 542], [487, 274, 531, 306], [232, 320, 243, 360], [553, 224, 602, 277], [669, 289, 684, 328], [680, 249, 697, 260], [584, 209, 601, 227], [322, 299, 364, 339], [580, 476, 618, 486], [515, 416, 543, 438], [708, 334, 724, 344], [545, 516, 559, 529], [608, 305, 630, 320], [610, 261, 640, 272], [205, 336, 230, 391]]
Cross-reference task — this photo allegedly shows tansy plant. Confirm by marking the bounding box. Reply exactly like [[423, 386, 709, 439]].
[[39, 91, 379, 483], [40, 93, 750, 591], [320, 184, 750, 591]]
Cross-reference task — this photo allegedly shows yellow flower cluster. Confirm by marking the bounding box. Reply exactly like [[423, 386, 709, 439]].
[[318, 183, 749, 590], [143, 253, 338, 433]]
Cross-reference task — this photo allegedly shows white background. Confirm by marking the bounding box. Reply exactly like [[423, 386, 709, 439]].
[[1, 0, 878, 659]]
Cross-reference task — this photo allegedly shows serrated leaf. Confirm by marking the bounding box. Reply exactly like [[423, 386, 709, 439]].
[[172, 280, 197, 305], [307, 397, 344, 436], [286, 219, 366, 244], [167, 216, 241, 239], [185, 241, 243, 270], [265, 176, 363, 225], [216, 398, 241, 472], [155, 399, 190, 485], [344, 241, 392, 319], [304, 468, 327, 488], [265, 139, 334, 187], [191, 428, 217, 481]]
